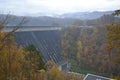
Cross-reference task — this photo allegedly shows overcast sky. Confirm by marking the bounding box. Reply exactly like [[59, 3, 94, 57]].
[[0, 0, 120, 15]]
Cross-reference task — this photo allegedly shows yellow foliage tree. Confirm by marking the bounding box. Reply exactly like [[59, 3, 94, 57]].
[[0, 31, 26, 80], [76, 40, 82, 62], [106, 9, 120, 77]]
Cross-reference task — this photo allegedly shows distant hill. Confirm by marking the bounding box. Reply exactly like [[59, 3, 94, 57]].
[[59, 11, 113, 20], [1, 11, 119, 27], [71, 14, 120, 27], [0, 14, 80, 27], [86, 15, 120, 26]]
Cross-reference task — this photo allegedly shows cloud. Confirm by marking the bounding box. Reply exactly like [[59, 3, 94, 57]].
[[0, 0, 120, 15]]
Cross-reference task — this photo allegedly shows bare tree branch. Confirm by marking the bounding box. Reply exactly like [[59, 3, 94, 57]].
[[0, 14, 28, 50]]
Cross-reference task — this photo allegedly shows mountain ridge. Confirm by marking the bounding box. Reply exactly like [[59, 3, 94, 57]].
[[59, 11, 113, 20], [1, 11, 119, 27]]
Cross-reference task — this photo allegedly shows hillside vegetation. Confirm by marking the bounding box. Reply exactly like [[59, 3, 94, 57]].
[[61, 23, 120, 79]]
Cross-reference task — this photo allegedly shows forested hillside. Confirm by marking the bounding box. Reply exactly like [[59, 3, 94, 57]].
[[86, 15, 120, 26], [61, 26, 107, 74], [61, 23, 120, 79]]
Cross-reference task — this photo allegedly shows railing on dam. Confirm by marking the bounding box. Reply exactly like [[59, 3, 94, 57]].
[[2, 27, 62, 32]]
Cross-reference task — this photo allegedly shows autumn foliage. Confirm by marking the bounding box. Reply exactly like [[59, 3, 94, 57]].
[[61, 10, 120, 78], [0, 24, 83, 80]]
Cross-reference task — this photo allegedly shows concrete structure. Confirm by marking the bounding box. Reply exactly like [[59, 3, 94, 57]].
[[10, 27, 70, 71], [84, 74, 112, 80]]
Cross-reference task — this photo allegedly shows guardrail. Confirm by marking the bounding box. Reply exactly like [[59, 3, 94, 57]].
[[2, 27, 62, 32]]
